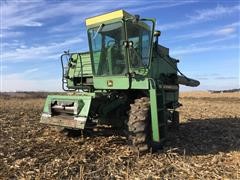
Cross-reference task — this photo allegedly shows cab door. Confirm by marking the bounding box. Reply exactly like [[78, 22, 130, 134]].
[[126, 20, 153, 76], [126, 20, 154, 89]]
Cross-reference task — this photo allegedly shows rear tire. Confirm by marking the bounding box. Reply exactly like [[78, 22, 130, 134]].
[[171, 111, 179, 130], [128, 97, 151, 153]]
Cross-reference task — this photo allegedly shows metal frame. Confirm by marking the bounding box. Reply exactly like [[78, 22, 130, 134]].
[[41, 10, 200, 148]]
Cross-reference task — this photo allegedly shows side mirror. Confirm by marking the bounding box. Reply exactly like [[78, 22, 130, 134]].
[[154, 30, 161, 37], [128, 41, 134, 48], [122, 41, 134, 48], [123, 41, 128, 48], [64, 50, 70, 54], [154, 30, 161, 45], [133, 15, 140, 24]]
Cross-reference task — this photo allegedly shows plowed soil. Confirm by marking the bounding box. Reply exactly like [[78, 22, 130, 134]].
[[0, 92, 239, 179]]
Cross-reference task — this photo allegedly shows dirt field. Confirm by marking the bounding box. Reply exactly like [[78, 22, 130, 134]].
[[0, 92, 239, 179]]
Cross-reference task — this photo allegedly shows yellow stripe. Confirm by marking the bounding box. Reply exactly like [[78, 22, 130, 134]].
[[86, 10, 129, 26]]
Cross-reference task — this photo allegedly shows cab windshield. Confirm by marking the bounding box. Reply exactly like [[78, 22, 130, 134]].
[[88, 22, 127, 76]]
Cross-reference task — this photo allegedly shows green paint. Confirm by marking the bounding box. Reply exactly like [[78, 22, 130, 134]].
[[93, 76, 130, 89], [42, 94, 94, 116], [149, 80, 160, 142], [41, 10, 199, 145]]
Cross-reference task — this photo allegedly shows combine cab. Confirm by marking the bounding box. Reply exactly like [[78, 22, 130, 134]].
[[41, 10, 199, 153]]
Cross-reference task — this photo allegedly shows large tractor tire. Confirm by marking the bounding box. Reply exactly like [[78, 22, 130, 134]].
[[128, 97, 151, 153]]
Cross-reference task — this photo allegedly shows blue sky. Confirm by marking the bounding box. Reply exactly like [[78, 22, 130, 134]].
[[1, 0, 239, 91]]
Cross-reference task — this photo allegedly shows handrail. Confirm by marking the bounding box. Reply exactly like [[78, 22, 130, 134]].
[[61, 52, 92, 92], [60, 52, 76, 92], [79, 53, 83, 88]]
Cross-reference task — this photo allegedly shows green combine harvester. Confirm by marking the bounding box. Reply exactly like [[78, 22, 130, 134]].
[[41, 10, 200, 152]]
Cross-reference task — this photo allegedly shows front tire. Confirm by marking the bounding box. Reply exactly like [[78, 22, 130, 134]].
[[128, 97, 151, 153]]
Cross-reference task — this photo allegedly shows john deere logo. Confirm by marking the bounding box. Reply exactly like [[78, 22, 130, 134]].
[[107, 80, 113, 87]]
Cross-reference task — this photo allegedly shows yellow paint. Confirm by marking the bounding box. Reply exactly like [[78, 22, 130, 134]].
[[86, 10, 131, 26], [107, 80, 113, 87]]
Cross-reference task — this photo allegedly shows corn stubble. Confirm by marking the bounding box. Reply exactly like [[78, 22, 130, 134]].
[[0, 92, 239, 179]]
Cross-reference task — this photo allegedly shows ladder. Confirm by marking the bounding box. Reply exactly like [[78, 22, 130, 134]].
[[156, 83, 167, 142], [149, 79, 167, 144]]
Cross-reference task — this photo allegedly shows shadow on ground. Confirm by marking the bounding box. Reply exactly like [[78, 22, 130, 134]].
[[166, 117, 240, 155], [62, 117, 240, 156]]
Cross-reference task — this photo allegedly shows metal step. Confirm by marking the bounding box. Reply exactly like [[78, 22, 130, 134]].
[[157, 108, 164, 112], [159, 123, 166, 127]]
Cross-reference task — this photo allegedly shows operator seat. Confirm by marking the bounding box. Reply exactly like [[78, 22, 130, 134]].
[[107, 44, 125, 75]]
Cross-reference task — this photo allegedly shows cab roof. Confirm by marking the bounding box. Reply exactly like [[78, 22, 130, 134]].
[[85, 10, 133, 27]]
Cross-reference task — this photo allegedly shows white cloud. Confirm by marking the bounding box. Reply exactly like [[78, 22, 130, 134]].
[[171, 44, 239, 56], [0, 31, 24, 38], [1, 1, 238, 92], [24, 68, 39, 74], [167, 22, 240, 42], [1, 1, 126, 29], [0, 65, 7, 70], [3, 67, 39, 77], [24, 21, 43, 27], [158, 5, 240, 30], [2, 36, 83, 62], [1, 74, 61, 92], [128, 1, 198, 13], [189, 34, 238, 46], [177, 27, 238, 40], [214, 27, 236, 36], [2, 0, 198, 30], [47, 1, 197, 33], [188, 4, 240, 21], [1, 1, 45, 29], [2, 41, 26, 51], [1, 67, 61, 92]]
